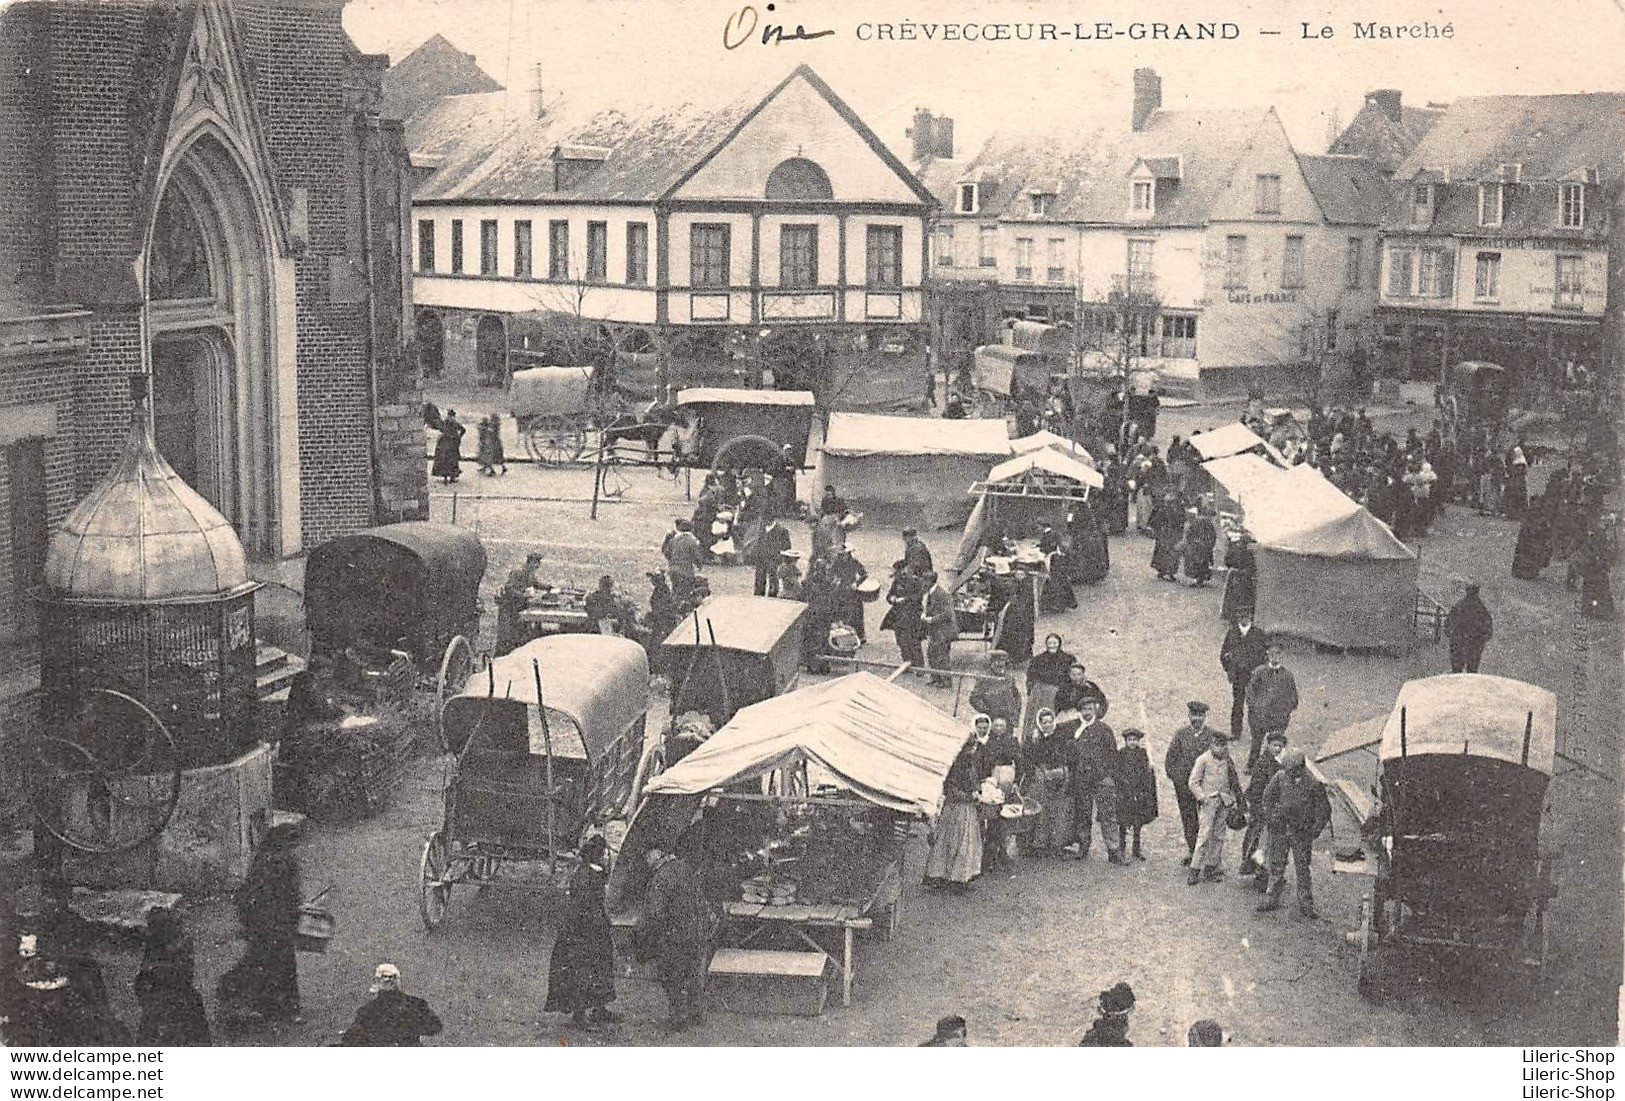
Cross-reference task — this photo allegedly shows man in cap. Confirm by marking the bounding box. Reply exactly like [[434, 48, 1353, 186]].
[[1444, 581, 1493, 673], [1240, 730, 1289, 885], [1186, 730, 1242, 885], [752, 516, 793, 597], [1078, 981, 1135, 1046], [497, 552, 546, 653], [1219, 608, 1268, 740], [1255, 748, 1332, 918], [920, 572, 958, 686], [901, 527, 934, 577], [1244, 636, 1299, 770], [339, 963, 443, 1046], [829, 545, 870, 642], [1164, 701, 1220, 865], [968, 650, 1022, 730], [920, 1014, 968, 1046], [1069, 696, 1124, 864]]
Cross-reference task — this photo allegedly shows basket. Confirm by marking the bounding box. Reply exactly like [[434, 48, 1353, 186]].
[[295, 904, 335, 953]]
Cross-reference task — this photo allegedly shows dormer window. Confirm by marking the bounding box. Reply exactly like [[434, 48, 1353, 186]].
[[1411, 183, 1435, 225], [1131, 180, 1154, 215], [1030, 192, 1055, 217], [1479, 183, 1504, 227], [1560, 183, 1585, 228], [957, 183, 979, 214]]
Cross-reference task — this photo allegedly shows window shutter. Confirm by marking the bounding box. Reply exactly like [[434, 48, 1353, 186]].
[[1438, 251, 1454, 298]]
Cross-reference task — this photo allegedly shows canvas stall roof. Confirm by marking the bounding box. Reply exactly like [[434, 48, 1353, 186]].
[[1189, 422, 1271, 461], [509, 366, 593, 417], [460, 635, 649, 752], [642, 672, 969, 815], [985, 449, 1103, 490], [1009, 430, 1091, 464], [676, 388, 816, 407], [1242, 465, 1414, 560], [974, 345, 1034, 366], [1201, 453, 1286, 506], [823, 413, 1011, 457], [1378, 674, 1556, 775], [661, 595, 806, 655]]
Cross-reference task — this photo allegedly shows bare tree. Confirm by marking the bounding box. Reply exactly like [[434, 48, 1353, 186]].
[[519, 278, 606, 368]]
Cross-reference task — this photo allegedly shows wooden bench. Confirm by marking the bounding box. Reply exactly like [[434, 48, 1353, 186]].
[[707, 948, 830, 1016]]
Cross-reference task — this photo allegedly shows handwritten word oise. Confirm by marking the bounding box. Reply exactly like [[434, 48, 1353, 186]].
[[724, 4, 835, 49]]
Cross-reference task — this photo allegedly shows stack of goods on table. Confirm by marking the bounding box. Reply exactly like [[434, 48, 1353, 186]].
[[741, 875, 798, 907]]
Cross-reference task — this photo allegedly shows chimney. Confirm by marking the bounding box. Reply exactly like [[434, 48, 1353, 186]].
[[934, 116, 954, 159], [1366, 89, 1403, 122], [908, 107, 936, 162], [1132, 68, 1161, 132], [530, 63, 545, 119]]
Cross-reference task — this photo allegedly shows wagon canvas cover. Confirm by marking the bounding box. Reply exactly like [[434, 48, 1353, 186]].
[[643, 672, 968, 815]]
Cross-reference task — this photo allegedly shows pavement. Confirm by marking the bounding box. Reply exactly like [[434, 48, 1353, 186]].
[[86, 406, 1623, 1047]]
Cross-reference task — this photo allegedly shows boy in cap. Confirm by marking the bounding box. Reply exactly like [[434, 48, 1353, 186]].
[[1113, 728, 1157, 861], [1240, 730, 1289, 885], [1164, 701, 1220, 865], [1186, 730, 1243, 885], [1078, 982, 1135, 1046]]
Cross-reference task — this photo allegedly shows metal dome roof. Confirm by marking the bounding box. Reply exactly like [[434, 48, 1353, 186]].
[[45, 379, 251, 604]]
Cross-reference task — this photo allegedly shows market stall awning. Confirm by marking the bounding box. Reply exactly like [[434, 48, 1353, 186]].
[[1201, 452, 1285, 507], [983, 448, 1103, 491], [1190, 422, 1277, 461], [676, 388, 817, 407], [1010, 429, 1093, 465], [642, 672, 970, 815], [1242, 465, 1413, 560], [822, 412, 1011, 458]]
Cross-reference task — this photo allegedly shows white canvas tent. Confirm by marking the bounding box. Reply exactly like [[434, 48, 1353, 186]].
[[1190, 422, 1287, 464], [642, 672, 968, 815], [950, 449, 1101, 579], [1200, 452, 1284, 512], [817, 413, 1011, 526], [1232, 464, 1418, 649], [1009, 429, 1094, 465]]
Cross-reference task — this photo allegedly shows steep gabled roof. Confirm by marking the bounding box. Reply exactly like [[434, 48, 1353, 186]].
[[1395, 93, 1625, 183], [1297, 154, 1393, 225], [408, 64, 934, 206], [380, 34, 503, 125], [921, 107, 1269, 226], [1328, 98, 1444, 173]]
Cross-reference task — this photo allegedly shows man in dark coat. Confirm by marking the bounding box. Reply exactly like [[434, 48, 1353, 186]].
[[340, 964, 443, 1046], [1181, 507, 1218, 586], [1244, 638, 1299, 770], [543, 834, 618, 1030], [1240, 730, 1289, 884], [829, 546, 870, 642], [881, 565, 926, 670], [901, 528, 934, 577], [1164, 701, 1219, 865], [968, 650, 1022, 729], [1255, 749, 1333, 918], [1219, 610, 1268, 740], [1444, 582, 1493, 673], [1068, 698, 1123, 864], [279, 654, 343, 812], [635, 848, 715, 1030], [135, 909, 211, 1046], [1148, 492, 1185, 581], [497, 553, 544, 654], [920, 572, 958, 686], [753, 518, 793, 596], [223, 823, 301, 1025]]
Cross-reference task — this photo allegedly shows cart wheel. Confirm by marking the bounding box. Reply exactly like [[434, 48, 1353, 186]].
[[435, 636, 473, 752], [1356, 892, 1378, 998], [533, 426, 586, 466], [710, 434, 783, 478], [419, 831, 452, 931]]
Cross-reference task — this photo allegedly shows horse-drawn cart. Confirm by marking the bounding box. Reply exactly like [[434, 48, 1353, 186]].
[[510, 365, 600, 465]]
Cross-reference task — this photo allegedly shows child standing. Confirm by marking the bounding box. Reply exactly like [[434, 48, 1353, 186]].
[[1114, 727, 1158, 861]]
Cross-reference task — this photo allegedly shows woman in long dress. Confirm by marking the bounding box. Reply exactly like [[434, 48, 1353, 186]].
[[431, 410, 464, 484], [1024, 708, 1074, 855], [992, 569, 1036, 665], [544, 834, 618, 1030], [220, 823, 301, 1026], [1148, 493, 1185, 581], [135, 909, 211, 1046], [924, 730, 985, 891], [1511, 508, 1553, 580], [1181, 508, 1218, 586], [1068, 502, 1110, 586]]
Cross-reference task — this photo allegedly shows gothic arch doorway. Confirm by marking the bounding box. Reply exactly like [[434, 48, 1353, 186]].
[[145, 132, 284, 557], [475, 315, 507, 387]]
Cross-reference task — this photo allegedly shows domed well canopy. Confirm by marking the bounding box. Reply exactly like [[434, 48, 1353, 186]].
[[46, 376, 251, 604]]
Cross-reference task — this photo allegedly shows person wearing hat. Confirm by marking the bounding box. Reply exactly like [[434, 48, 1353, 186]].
[[829, 545, 870, 643], [663, 518, 703, 604], [920, 571, 958, 686], [751, 516, 794, 597], [635, 846, 716, 1031], [1444, 581, 1493, 673], [882, 559, 926, 670], [1240, 730, 1290, 885], [1181, 502, 1218, 587], [223, 822, 302, 1026], [919, 1013, 968, 1046], [968, 650, 1021, 730], [1244, 636, 1299, 770], [900, 528, 934, 577], [1219, 609, 1268, 740], [819, 484, 848, 519], [544, 834, 619, 1031], [1256, 748, 1332, 917], [1113, 728, 1157, 861], [339, 963, 443, 1046], [1186, 730, 1243, 885], [1166, 701, 1220, 865], [1078, 981, 1135, 1046], [1067, 696, 1124, 864], [497, 552, 546, 653], [775, 550, 804, 600]]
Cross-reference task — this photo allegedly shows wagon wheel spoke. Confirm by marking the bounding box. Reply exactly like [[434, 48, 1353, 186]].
[[419, 831, 452, 931]]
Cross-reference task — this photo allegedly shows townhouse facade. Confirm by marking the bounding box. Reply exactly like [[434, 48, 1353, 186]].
[[920, 70, 1386, 395], [1373, 94, 1625, 390], [400, 62, 937, 408]]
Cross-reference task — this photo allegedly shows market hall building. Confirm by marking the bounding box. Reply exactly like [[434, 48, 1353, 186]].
[[0, 0, 421, 787], [398, 59, 938, 409], [1373, 93, 1625, 391]]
